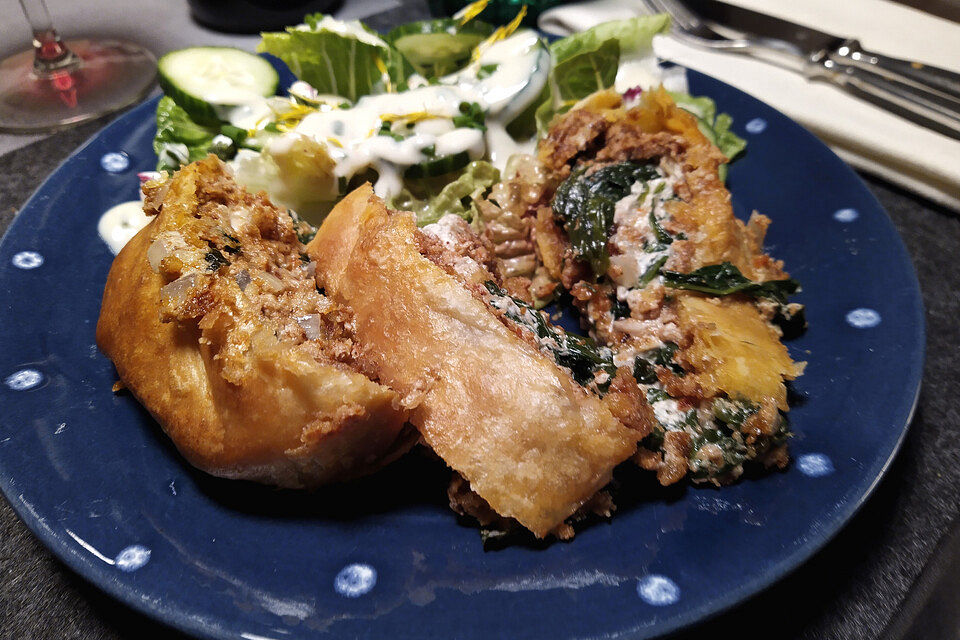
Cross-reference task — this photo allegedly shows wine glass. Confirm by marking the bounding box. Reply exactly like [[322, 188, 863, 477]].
[[0, 0, 158, 133]]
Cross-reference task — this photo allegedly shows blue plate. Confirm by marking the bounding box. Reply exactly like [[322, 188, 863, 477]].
[[0, 70, 924, 639]]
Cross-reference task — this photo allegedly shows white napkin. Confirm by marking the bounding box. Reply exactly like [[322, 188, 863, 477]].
[[540, 0, 960, 212]]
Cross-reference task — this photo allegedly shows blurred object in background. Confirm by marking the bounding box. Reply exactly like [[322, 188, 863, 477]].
[[429, 0, 566, 24], [0, 0, 156, 133], [895, 0, 960, 24], [188, 0, 345, 33]]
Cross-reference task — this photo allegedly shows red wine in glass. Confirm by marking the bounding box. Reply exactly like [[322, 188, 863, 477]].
[[0, 0, 157, 133]]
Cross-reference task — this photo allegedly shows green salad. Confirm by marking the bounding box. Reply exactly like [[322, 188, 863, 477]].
[[152, 2, 745, 227]]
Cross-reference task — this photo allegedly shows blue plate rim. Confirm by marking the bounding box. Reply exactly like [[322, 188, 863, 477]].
[[0, 68, 926, 639]]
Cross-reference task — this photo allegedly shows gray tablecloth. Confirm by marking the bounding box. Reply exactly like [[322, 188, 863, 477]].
[[2, 3, 960, 639]]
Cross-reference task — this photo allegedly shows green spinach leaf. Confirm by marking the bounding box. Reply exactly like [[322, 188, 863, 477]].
[[662, 262, 800, 304], [632, 341, 684, 384], [551, 161, 659, 276]]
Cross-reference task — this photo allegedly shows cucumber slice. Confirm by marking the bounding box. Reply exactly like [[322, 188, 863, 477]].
[[387, 19, 493, 78], [403, 151, 471, 180], [158, 47, 279, 126]]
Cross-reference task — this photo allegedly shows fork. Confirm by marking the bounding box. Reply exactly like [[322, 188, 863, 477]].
[[640, 0, 830, 71], [641, 0, 960, 140], [642, 0, 802, 66]]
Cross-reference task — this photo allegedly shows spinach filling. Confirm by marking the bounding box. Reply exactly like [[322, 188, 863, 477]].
[[631, 342, 685, 384], [289, 209, 318, 244], [484, 281, 616, 388], [661, 261, 800, 305], [204, 244, 230, 271], [690, 397, 789, 479], [610, 295, 631, 319], [551, 161, 659, 276], [640, 390, 791, 481], [485, 281, 694, 394]]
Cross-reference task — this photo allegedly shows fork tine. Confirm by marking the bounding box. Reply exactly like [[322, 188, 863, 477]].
[[646, 0, 701, 34], [637, 0, 662, 18]]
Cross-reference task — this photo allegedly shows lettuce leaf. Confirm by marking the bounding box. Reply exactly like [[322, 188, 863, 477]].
[[669, 91, 747, 180], [231, 136, 339, 225], [532, 16, 671, 136], [153, 96, 247, 172], [667, 92, 715, 123], [549, 14, 670, 65], [154, 96, 217, 171], [552, 39, 620, 108], [533, 38, 621, 135], [390, 160, 500, 226], [258, 15, 410, 101]]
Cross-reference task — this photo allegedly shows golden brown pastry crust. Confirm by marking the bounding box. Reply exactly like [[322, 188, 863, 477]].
[[307, 186, 641, 537], [96, 157, 412, 488]]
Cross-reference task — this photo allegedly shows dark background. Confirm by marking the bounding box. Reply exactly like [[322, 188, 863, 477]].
[[2, 1, 960, 638]]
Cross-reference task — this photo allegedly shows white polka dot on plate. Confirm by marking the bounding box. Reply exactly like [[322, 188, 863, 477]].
[[797, 453, 835, 477], [5, 369, 43, 391], [745, 118, 767, 134], [636, 574, 680, 606], [100, 151, 130, 173], [12, 251, 43, 269], [846, 308, 881, 328], [833, 208, 859, 222], [334, 563, 377, 597], [114, 545, 151, 571]]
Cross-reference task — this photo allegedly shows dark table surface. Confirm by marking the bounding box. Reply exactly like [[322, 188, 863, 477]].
[[3, 14, 960, 640]]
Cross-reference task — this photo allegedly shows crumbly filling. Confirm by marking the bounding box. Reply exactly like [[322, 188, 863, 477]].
[[475, 95, 803, 487], [142, 165, 360, 373]]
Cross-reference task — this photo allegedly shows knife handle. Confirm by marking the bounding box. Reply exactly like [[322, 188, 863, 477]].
[[807, 39, 960, 141], [830, 40, 960, 102]]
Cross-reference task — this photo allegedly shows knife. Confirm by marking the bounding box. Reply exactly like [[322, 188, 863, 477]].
[[677, 0, 960, 140]]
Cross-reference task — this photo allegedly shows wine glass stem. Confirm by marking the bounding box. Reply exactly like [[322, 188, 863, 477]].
[[18, 0, 79, 74]]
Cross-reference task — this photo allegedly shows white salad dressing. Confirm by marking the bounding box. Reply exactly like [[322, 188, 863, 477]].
[[214, 100, 273, 131], [98, 201, 151, 254], [484, 120, 536, 168], [294, 84, 474, 197], [443, 29, 550, 122], [231, 29, 550, 202], [615, 57, 663, 95]]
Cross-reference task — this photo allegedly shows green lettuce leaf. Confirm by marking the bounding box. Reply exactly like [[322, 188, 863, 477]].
[[231, 136, 340, 226], [549, 14, 670, 65], [666, 91, 715, 122], [153, 96, 219, 172], [153, 96, 249, 172], [669, 91, 747, 180], [258, 15, 409, 101], [552, 38, 620, 107], [390, 160, 500, 226], [532, 16, 670, 137]]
